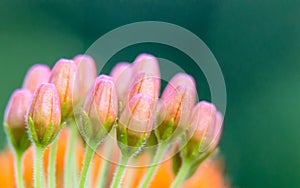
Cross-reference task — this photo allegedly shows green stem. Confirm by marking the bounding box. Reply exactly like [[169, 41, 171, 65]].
[[14, 151, 24, 188], [124, 167, 135, 188], [34, 146, 45, 188], [95, 147, 112, 187], [48, 138, 58, 188], [79, 145, 95, 188], [170, 160, 191, 188], [110, 155, 130, 188], [64, 124, 78, 188], [138, 144, 168, 188]]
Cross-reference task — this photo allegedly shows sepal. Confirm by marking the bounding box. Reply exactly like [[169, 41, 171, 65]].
[[4, 124, 31, 154]]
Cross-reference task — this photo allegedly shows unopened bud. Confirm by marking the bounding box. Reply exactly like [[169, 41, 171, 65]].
[[187, 101, 223, 155], [126, 72, 160, 107], [49, 59, 77, 119], [27, 83, 62, 147], [110, 62, 133, 101], [117, 94, 154, 154], [4, 89, 32, 152], [73, 54, 97, 104], [81, 75, 118, 146], [156, 74, 196, 140], [132, 54, 160, 78], [22, 64, 51, 93]]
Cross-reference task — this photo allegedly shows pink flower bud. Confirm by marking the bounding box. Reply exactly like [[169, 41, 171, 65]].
[[132, 54, 160, 78], [126, 72, 160, 106], [189, 101, 217, 144], [73, 54, 97, 103], [204, 111, 223, 152], [118, 94, 154, 146], [83, 75, 118, 132], [22, 64, 51, 93], [27, 83, 61, 142], [158, 73, 196, 128], [161, 73, 196, 102], [4, 89, 32, 128], [110, 62, 133, 101], [188, 101, 223, 153], [49, 59, 77, 119]]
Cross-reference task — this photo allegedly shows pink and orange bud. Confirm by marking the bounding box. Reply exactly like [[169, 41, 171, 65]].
[[117, 94, 154, 148], [22, 64, 51, 93], [49, 59, 77, 119], [4, 89, 32, 129], [187, 101, 223, 153], [27, 83, 61, 146], [110, 62, 133, 101], [189, 101, 217, 143], [126, 72, 160, 106], [132, 54, 160, 78], [73, 54, 97, 103], [156, 73, 196, 140], [161, 73, 196, 102], [4, 89, 32, 152], [204, 111, 224, 153], [82, 75, 118, 139]]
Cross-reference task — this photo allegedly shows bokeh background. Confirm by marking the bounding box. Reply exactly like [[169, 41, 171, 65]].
[[1, 1, 300, 187]]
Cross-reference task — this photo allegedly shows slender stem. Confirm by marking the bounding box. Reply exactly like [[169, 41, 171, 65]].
[[64, 124, 78, 188], [95, 146, 112, 187], [48, 138, 58, 188], [79, 145, 95, 188], [14, 151, 24, 188], [138, 144, 168, 188], [110, 155, 130, 188], [34, 146, 45, 188], [170, 160, 191, 188], [124, 167, 135, 188]]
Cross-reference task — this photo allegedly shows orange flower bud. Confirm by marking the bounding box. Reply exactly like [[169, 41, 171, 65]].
[[117, 94, 154, 148], [126, 72, 160, 106], [156, 73, 196, 140], [189, 101, 217, 143], [81, 75, 118, 146], [73, 54, 97, 104], [83, 75, 118, 129], [132, 54, 160, 78], [4, 89, 32, 152], [203, 111, 223, 153], [49, 59, 77, 119], [187, 101, 223, 153], [27, 83, 61, 146], [5, 89, 32, 129], [22, 64, 51, 93], [110, 62, 133, 101], [161, 73, 196, 104]]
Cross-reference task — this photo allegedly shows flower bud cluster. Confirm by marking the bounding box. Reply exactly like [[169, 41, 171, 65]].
[[4, 52, 224, 160]]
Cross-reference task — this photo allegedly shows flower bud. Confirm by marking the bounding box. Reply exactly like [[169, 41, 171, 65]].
[[4, 89, 32, 152], [110, 62, 133, 101], [132, 54, 160, 78], [126, 72, 160, 107], [161, 73, 196, 103], [187, 101, 223, 154], [81, 75, 118, 146], [49, 59, 77, 119], [73, 54, 97, 104], [22, 64, 51, 93], [188, 101, 217, 143], [27, 83, 62, 147], [156, 74, 196, 140], [204, 111, 223, 153], [117, 94, 154, 151]]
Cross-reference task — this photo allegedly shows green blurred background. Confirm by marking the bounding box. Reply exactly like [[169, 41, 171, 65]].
[[1, 1, 300, 187]]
